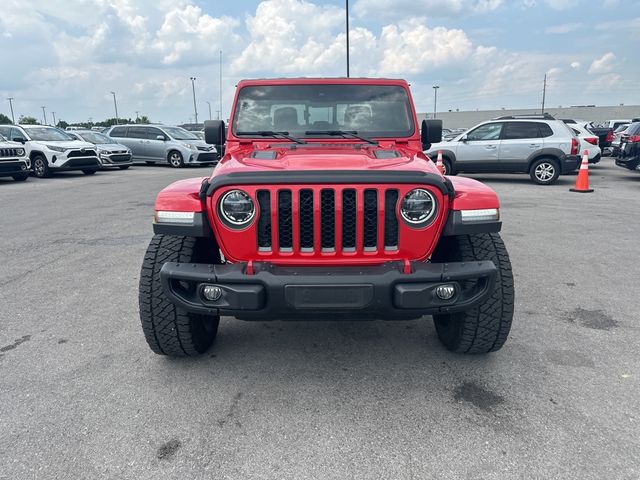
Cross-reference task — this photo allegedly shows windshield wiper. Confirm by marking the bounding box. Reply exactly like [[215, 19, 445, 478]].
[[236, 131, 306, 144], [304, 130, 378, 145]]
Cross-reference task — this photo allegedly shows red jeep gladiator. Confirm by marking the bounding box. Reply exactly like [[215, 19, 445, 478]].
[[139, 78, 514, 357]]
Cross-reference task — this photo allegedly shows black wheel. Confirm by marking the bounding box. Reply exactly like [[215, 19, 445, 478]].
[[119, 165, 131, 170], [442, 156, 455, 175], [168, 151, 184, 168], [430, 233, 514, 354], [32, 155, 51, 178], [82, 169, 97, 175], [12, 172, 29, 181], [139, 235, 221, 357], [529, 158, 559, 185]]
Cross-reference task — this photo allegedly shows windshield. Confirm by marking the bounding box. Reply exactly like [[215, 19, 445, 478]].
[[79, 132, 111, 144], [162, 126, 199, 140], [614, 124, 629, 133], [25, 127, 74, 141], [232, 84, 415, 138]]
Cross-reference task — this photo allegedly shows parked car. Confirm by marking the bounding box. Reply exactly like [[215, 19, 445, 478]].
[[0, 133, 30, 181], [66, 130, 133, 169], [567, 124, 602, 163], [426, 114, 581, 184], [139, 77, 514, 357], [610, 123, 630, 156], [104, 124, 218, 167], [615, 122, 640, 172], [564, 119, 615, 155], [0, 125, 100, 178]]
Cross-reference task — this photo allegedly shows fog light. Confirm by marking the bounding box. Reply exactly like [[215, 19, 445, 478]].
[[202, 285, 223, 301], [435, 284, 456, 300]]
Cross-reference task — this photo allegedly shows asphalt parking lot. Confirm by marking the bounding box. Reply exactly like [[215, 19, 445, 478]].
[[1, 161, 639, 479]]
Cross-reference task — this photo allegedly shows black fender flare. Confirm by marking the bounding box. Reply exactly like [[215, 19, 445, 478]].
[[526, 148, 565, 172]]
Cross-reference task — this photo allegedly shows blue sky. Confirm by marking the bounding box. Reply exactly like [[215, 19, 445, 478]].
[[1, 0, 638, 124]]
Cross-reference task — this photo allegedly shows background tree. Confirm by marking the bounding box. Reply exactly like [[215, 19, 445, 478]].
[[56, 120, 69, 129], [19, 115, 39, 125], [0, 113, 12, 124]]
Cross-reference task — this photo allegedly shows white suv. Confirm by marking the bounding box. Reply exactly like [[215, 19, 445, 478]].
[[0, 125, 101, 178], [426, 115, 581, 185], [0, 134, 30, 182]]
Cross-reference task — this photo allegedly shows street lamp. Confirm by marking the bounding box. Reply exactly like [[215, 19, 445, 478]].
[[206, 101, 212, 120], [219, 50, 223, 120], [110, 91, 119, 125], [432, 85, 440, 119], [346, 0, 350, 77], [7, 97, 15, 123], [51, 111, 57, 126], [41, 106, 47, 125], [190, 77, 198, 124]]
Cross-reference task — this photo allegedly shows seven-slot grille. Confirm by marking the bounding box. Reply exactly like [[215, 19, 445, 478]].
[[255, 187, 400, 254], [67, 149, 97, 158], [0, 148, 20, 158]]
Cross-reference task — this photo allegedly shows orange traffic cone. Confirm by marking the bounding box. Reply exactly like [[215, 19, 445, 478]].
[[436, 150, 444, 174], [570, 150, 594, 193]]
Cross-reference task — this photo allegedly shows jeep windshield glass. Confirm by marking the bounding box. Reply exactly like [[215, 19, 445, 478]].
[[25, 127, 74, 141], [232, 84, 415, 139], [162, 127, 199, 141]]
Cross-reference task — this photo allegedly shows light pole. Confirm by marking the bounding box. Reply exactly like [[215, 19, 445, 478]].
[[216, 110, 220, 120], [219, 50, 223, 120], [51, 111, 57, 126], [190, 77, 198, 124], [432, 85, 440, 119], [41, 106, 47, 125], [206, 101, 212, 120], [135, 111, 139, 122], [110, 91, 119, 124], [7, 97, 15, 123], [346, 0, 350, 77]]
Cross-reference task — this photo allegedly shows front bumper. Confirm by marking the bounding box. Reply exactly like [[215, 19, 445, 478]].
[[99, 153, 133, 167], [0, 159, 30, 176], [561, 154, 581, 174], [159, 260, 497, 320], [188, 150, 219, 165], [52, 156, 101, 171]]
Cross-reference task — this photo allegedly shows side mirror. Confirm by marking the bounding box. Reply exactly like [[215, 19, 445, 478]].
[[460, 136, 468, 142], [14, 136, 26, 144], [421, 119, 442, 148], [204, 120, 225, 146], [156, 135, 166, 141]]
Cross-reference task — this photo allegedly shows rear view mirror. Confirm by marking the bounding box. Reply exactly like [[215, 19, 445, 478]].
[[421, 119, 442, 150], [13, 136, 26, 144], [204, 120, 225, 146], [156, 135, 165, 141]]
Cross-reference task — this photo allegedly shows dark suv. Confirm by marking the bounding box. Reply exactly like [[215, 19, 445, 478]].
[[615, 122, 640, 172]]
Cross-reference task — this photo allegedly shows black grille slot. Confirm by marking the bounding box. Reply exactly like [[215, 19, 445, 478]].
[[363, 189, 378, 250], [342, 190, 356, 251], [0, 148, 18, 158], [384, 190, 399, 250], [256, 191, 271, 250], [299, 189, 314, 251], [278, 190, 293, 251], [67, 149, 96, 158], [320, 190, 335, 250]]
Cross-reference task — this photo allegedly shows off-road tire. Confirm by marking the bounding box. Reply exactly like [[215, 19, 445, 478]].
[[82, 169, 97, 175], [529, 157, 560, 185], [431, 233, 514, 354], [119, 165, 130, 170], [12, 172, 29, 181], [139, 234, 220, 357], [32, 155, 51, 178]]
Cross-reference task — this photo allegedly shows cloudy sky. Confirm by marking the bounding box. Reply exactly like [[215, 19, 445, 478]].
[[1, 0, 638, 124]]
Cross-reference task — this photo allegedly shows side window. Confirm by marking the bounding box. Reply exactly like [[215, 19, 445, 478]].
[[128, 126, 147, 139], [110, 126, 127, 137], [539, 123, 554, 138], [503, 122, 541, 140], [10, 128, 26, 141], [0, 127, 10, 138], [465, 123, 503, 141], [145, 127, 165, 140]]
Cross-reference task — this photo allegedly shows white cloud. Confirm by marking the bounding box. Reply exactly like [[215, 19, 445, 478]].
[[352, 0, 503, 19], [588, 52, 616, 75], [545, 23, 582, 34], [545, 0, 580, 9], [570, 61, 581, 69]]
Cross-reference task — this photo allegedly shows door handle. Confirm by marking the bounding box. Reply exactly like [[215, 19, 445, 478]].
[[485, 145, 497, 149]]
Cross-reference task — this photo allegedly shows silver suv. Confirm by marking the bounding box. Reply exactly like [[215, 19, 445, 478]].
[[104, 125, 218, 168], [426, 115, 581, 184]]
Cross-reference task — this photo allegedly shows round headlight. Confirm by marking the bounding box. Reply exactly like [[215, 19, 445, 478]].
[[16, 148, 25, 156], [219, 190, 255, 227], [400, 188, 437, 226]]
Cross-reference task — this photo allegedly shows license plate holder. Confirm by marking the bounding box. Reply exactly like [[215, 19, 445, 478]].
[[284, 284, 374, 309]]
